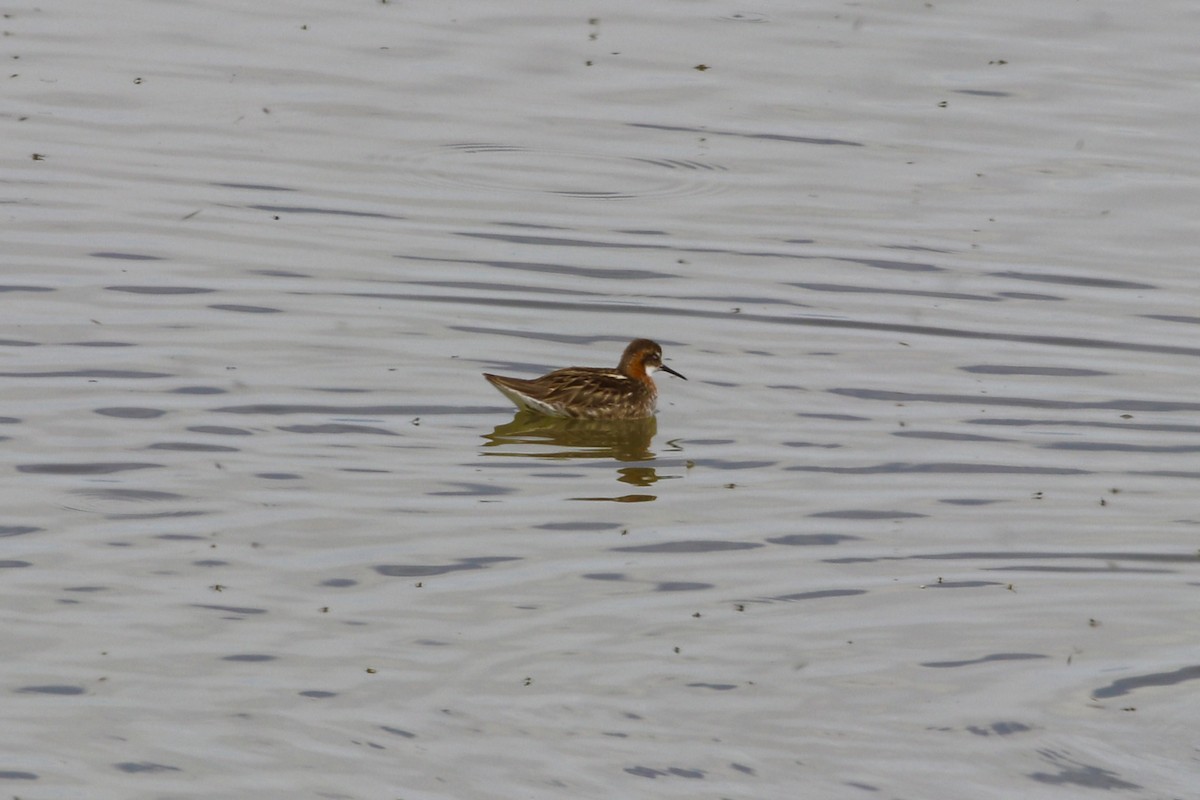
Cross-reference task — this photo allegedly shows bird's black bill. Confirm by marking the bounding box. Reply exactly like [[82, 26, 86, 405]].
[[659, 364, 687, 381]]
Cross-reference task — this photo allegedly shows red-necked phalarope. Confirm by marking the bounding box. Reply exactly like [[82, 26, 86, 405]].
[[484, 338, 686, 420]]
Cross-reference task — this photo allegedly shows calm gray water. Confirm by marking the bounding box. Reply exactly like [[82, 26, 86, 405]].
[[5, 1, 1200, 797]]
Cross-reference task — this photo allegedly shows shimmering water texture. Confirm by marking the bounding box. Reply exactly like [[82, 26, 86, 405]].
[[5, 1, 1200, 798]]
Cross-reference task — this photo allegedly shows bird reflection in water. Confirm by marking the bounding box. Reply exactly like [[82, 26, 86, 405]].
[[482, 411, 671, 501], [484, 411, 656, 461]]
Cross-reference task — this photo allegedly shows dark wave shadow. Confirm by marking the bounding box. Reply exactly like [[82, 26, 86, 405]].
[[482, 411, 657, 462]]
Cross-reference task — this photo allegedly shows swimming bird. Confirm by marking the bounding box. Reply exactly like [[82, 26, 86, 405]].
[[483, 338, 686, 420]]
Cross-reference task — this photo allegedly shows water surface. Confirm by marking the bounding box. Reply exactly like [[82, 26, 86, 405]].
[[4, 1, 1200, 797]]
